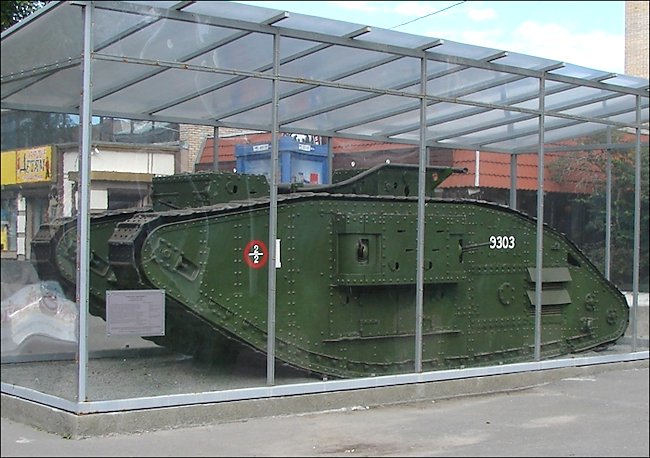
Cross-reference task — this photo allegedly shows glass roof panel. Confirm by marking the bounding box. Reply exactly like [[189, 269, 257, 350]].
[[358, 28, 444, 50], [125, 1, 180, 8], [222, 103, 272, 128], [558, 94, 643, 119], [98, 18, 240, 63], [429, 40, 503, 61], [93, 7, 163, 52], [280, 45, 395, 81], [389, 131, 420, 143], [339, 105, 423, 137], [91, 60, 167, 98], [156, 77, 273, 121], [426, 59, 461, 74], [1, 3, 82, 75], [279, 36, 333, 61], [544, 86, 611, 110], [500, 120, 618, 152], [458, 76, 541, 105], [429, 110, 534, 141], [602, 74, 650, 89], [490, 52, 563, 71], [263, 13, 368, 37], [425, 67, 506, 99], [182, 1, 288, 24], [608, 108, 650, 125], [336, 57, 421, 94], [604, 110, 648, 125], [440, 116, 543, 145], [94, 67, 233, 114], [286, 94, 417, 134], [549, 63, 617, 82], [185, 32, 274, 72], [279, 86, 377, 124], [2, 66, 81, 110], [428, 100, 475, 115], [1, 76, 43, 100]]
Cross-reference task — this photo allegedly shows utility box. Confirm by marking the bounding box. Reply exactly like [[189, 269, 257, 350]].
[[235, 137, 329, 184]]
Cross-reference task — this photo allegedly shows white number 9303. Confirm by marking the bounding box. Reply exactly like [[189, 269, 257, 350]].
[[489, 235, 515, 249]]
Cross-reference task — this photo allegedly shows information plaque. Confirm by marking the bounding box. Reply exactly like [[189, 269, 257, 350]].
[[105, 290, 165, 337]]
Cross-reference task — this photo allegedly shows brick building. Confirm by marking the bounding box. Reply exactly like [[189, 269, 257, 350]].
[[625, 1, 649, 78]]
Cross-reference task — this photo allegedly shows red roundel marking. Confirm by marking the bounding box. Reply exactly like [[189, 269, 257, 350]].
[[244, 240, 268, 269]]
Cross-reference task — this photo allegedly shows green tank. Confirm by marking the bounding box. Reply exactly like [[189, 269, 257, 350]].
[[31, 164, 629, 378]]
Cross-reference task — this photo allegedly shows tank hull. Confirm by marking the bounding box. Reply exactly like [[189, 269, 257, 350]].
[[108, 193, 629, 378]]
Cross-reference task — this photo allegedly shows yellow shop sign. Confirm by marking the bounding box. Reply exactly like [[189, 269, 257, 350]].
[[1, 146, 54, 185]]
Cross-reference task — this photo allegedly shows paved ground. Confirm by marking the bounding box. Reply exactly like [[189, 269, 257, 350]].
[[2, 365, 648, 457]]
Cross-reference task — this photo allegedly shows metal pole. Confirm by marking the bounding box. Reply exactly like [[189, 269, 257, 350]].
[[534, 75, 546, 361], [212, 126, 219, 171], [326, 137, 333, 184], [77, 0, 94, 402], [509, 153, 517, 209], [631, 95, 641, 352], [266, 30, 280, 385], [414, 56, 428, 372], [605, 127, 612, 280]]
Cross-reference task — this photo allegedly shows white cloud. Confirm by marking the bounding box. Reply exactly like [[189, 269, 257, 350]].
[[393, 1, 440, 17], [331, 1, 470, 30], [466, 7, 496, 22], [330, 1, 383, 13], [510, 21, 624, 72], [457, 29, 504, 47], [334, 1, 463, 18], [425, 20, 624, 74], [423, 28, 504, 48]]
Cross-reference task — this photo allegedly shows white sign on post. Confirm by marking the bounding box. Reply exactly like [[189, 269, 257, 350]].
[[106, 290, 165, 337]]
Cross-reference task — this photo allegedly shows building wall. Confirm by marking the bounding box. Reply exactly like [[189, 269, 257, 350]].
[[60, 145, 178, 216], [179, 125, 214, 172], [625, 1, 650, 78]]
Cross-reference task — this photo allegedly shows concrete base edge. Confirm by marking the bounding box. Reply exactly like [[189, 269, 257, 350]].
[[2, 359, 648, 439]]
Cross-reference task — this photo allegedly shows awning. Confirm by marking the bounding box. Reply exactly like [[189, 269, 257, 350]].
[[2, 1, 648, 154]]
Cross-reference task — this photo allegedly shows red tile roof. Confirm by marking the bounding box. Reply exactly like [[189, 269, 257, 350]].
[[444, 149, 603, 193]]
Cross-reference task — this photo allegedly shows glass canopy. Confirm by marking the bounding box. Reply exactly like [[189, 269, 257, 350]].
[[2, 0, 648, 153]]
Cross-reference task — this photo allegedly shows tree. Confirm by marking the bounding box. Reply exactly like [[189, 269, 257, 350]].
[[549, 132, 649, 291], [1, 1, 48, 32]]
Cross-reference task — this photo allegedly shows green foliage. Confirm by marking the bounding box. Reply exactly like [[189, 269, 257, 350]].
[[1, 1, 47, 32], [549, 133, 649, 291], [2, 111, 77, 150]]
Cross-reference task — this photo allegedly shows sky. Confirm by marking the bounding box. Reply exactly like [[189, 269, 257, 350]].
[[232, 1, 626, 74]]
